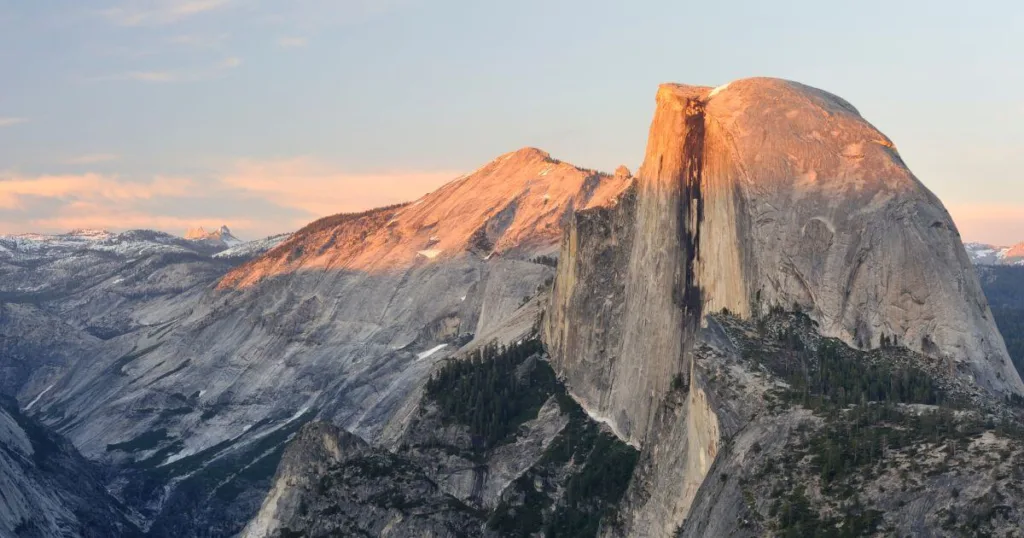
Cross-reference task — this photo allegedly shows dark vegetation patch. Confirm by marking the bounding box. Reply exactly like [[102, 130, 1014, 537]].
[[425, 339, 555, 451], [110, 343, 162, 376], [530, 255, 558, 267], [422, 336, 638, 537], [487, 390, 638, 537], [106, 428, 171, 453], [737, 309, 945, 412], [724, 308, 1024, 537]]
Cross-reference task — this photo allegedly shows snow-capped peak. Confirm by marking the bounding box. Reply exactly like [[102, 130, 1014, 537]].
[[964, 241, 1024, 266]]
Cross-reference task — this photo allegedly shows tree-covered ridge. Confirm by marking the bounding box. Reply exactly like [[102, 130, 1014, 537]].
[[424, 338, 555, 451], [714, 310, 1024, 537], [735, 310, 951, 412], [422, 337, 639, 537]]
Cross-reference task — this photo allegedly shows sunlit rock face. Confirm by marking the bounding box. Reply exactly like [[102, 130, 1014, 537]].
[[545, 77, 1023, 535]]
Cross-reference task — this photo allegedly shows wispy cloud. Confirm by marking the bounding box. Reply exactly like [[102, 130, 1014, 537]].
[[91, 57, 241, 83], [101, 0, 232, 26], [66, 153, 120, 165], [220, 157, 459, 217], [119, 71, 180, 82], [169, 33, 229, 49], [0, 173, 194, 210], [0, 117, 28, 127], [0, 159, 461, 238], [276, 36, 308, 48]]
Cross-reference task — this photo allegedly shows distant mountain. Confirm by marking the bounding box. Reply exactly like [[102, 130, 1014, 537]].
[[184, 225, 243, 247], [965, 241, 1024, 265]]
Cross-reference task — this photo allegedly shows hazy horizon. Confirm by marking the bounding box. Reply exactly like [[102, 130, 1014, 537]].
[[1, 0, 1021, 243]]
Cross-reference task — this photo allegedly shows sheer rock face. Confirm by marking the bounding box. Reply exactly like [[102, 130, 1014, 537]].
[[545, 77, 1024, 535], [547, 78, 1023, 445], [699, 78, 1019, 396]]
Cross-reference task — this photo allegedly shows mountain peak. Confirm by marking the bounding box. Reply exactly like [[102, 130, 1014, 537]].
[[185, 225, 241, 246], [218, 148, 632, 288], [500, 147, 551, 161]]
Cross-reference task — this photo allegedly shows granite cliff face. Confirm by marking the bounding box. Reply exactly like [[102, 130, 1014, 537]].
[[544, 77, 1024, 536]]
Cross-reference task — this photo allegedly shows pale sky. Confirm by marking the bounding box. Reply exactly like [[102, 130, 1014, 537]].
[[0, 0, 1022, 243]]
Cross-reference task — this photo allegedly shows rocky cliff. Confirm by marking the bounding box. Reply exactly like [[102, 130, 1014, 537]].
[[245, 339, 639, 538], [544, 77, 1024, 536]]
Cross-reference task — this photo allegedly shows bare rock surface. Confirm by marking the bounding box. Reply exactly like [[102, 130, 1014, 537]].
[[545, 78, 1024, 537]]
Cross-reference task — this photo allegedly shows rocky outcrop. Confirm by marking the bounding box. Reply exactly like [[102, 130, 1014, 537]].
[[545, 77, 1024, 536], [185, 225, 242, 247], [246, 340, 639, 538], [243, 422, 485, 538]]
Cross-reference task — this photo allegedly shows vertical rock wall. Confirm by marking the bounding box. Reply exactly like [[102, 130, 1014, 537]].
[[545, 77, 1024, 536]]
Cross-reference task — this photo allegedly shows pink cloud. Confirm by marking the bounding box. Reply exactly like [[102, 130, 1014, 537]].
[[220, 157, 460, 217], [0, 173, 194, 209], [0, 160, 463, 239]]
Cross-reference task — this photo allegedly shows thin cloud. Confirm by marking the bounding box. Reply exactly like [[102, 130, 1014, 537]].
[[276, 36, 308, 48], [101, 0, 232, 26], [88, 71, 178, 83], [0, 117, 28, 127], [169, 33, 229, 48], [0, 173, 194, 210], [66, 153, 120, 165], [128, 71, 179, 82], [0, 159, 461, 239], [219, 157, 459, 217], [91, 57, 241, 83]]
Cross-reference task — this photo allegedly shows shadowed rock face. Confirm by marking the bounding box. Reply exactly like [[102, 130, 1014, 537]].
[[545, 77, 1024, 536], [0, 397, 141, 537]]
